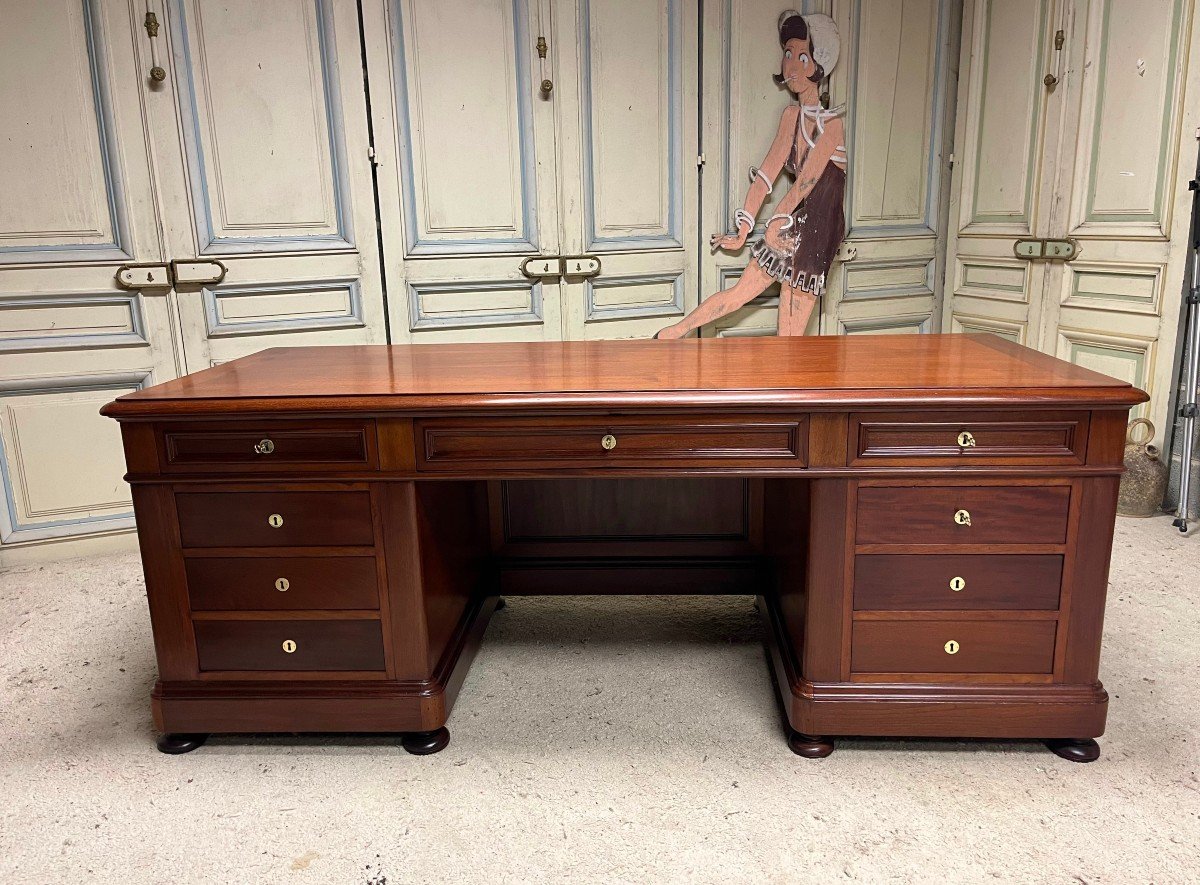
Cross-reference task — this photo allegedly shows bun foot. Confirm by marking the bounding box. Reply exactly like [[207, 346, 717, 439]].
[[156, 733, 208, 755], [401, 727, 450, 756], [1046, 738, 1100, 763], [788, 732, 834, 758], [495, 597, 506, 611]]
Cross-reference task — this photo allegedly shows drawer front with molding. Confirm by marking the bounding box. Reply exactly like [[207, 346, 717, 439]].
[[194, 619, 386, 671], [849, 410, 1088, 466], [856, 486, 1071, 546], [161, 421, 375, 473], [185, 556, 379, 611], [415, 415, 807, 471], [854, 554, 1063, 611], [852, 620, 1057, 674], [176, 491, 375, 548]]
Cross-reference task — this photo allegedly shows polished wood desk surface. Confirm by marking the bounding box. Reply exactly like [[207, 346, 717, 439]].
[[104, 334, 1145, 762], [105, 334, 1144, 414]]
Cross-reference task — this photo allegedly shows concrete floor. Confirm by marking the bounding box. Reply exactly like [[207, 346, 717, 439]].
[[0, 515, 1196, 884]]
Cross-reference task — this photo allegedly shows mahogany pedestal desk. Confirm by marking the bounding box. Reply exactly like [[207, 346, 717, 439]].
[[102, 334, 1146, 761]]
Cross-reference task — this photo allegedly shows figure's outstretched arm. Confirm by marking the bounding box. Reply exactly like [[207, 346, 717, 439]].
[[711, 106, 800, 251]]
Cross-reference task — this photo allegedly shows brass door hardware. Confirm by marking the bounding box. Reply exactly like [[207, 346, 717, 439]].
[[601, 434, 618, 451], [563, 255, 601, 278], [144, 11, 166, 82], [254, 439, 275, 454], [115, 259, 227, 289], [281, 639, 297, 654], [536, 35, 552, 96], [520, 256, 563, 279], [957, 431, 976, 448], [1014, 237, 1079, 261], [953, 509, 972, 526], [267, 513, 284, 528], [274, 578, 290, 592], [944, 640, 960, 655], [949, 576, 966, 592], [115, 263, 172, 290]]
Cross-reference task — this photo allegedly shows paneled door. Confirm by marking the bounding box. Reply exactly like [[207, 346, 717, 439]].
[[367, 0, 699, 342], [943, 0, 1200, 441], [147, 0, 387, 370], [0, 0, 178, 551], [698, 0, 959, 338]]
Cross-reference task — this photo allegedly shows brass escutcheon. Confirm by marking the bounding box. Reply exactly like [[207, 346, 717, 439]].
[[601, 434, 617, 451], [268, 513, 284, 528], [949, 576, 966, 592], [953, 509, 972, 526], [944, 639, 960, 655], [957, 430, 976, 448], [255, 438, 275, 454], [275, 577, 290, 592], [282, 639, 297, 654]]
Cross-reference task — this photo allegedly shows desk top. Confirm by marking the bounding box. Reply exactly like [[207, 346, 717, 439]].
[[103, 334, 1147, 416]]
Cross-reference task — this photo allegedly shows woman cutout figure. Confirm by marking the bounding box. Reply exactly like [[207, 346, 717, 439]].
[[656, 11, 846, 339]]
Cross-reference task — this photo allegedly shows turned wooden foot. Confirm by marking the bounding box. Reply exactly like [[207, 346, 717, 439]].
[[401, 727, 450, 755], [495, 597, 506, 610], [788, 732, 834, 758], [156, 733, 209, 754], [1046, 738, 1100, 763]]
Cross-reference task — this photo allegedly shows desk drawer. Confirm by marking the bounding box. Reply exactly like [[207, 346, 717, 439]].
[[162, 421, 374, 473], [185, 556, 379, 611], [194, 619, 385, 671], [852, 620, 1057, 674], [416, 415, 806, 470], [856, 486, 1071, 546], [854, 554, 1062, 611], [850, 410, 1087, 466], [176, 491, 375, 548]]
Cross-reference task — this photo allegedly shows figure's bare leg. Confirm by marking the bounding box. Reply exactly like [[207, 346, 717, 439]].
[[777, 283, 819, 336], [656, 261, 778, 339]]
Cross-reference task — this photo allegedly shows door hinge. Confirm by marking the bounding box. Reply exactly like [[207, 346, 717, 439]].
[[367, 145, 380, 167], [1054, 29, 1065, 51], [696, 153, 706, 168]]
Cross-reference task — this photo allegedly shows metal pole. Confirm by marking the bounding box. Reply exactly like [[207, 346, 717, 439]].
[[1173, 169, 1200, 533]]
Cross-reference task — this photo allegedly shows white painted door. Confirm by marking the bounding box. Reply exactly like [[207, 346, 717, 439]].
[[367, 0, 698, 342], [366, 0, 565, 342], [0, 0, 178, 551], [699, 0, 959, 338], [943, 0, 1200, 442], [148, 0, 387, 370], [553, 0, 700, 340]]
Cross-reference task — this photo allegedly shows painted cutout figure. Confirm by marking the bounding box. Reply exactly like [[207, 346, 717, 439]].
[[656, 11, 846, 339]]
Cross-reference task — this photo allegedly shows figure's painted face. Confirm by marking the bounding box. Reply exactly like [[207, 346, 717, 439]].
[[780, 36, 817, 94]]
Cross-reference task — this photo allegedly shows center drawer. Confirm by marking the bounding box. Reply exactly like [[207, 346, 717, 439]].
[[193, 619, 385, 671], [185, 556, 379, 610], [856, 485, 1071, 546], [415, 414, 806, 471], [176, 491, 374, 548]]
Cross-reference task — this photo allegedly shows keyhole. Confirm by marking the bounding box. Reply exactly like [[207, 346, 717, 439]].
[[268, 513, 284, 528], [275, 577, 290, 592], [949, 576, 966, 592], [944, 640, 960, 655], [282, 639, 297, 654]]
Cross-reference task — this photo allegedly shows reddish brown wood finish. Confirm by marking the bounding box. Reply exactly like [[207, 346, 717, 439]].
[[855, 486, 1072, 545], [194, 619, 386, 671], [176, 490, 375, 548], [185, 556, 379, 611], [417, 415, 806, 470], [851, 620, 1057, 674], [849, 410, 1087, 466], [103, 335, 1144, 756], [853, 554, 1062, 611]]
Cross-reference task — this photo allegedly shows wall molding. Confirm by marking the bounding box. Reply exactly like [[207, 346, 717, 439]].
[[202, 278, 364, 337], [585, 272, 685, 322], [407, 278, 543, 331], [0, 293, 148, 352]]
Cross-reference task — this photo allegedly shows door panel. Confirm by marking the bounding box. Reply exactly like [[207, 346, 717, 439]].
[[945, 0, 1200, 442], [369, 0, 563, 342], [557, 0, 698, 339], [0, 0, 178, 548], [152, 0, 386, 369]]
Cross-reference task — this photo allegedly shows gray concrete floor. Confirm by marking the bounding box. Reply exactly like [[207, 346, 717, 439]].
[[1, 515, 1197, 884]]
